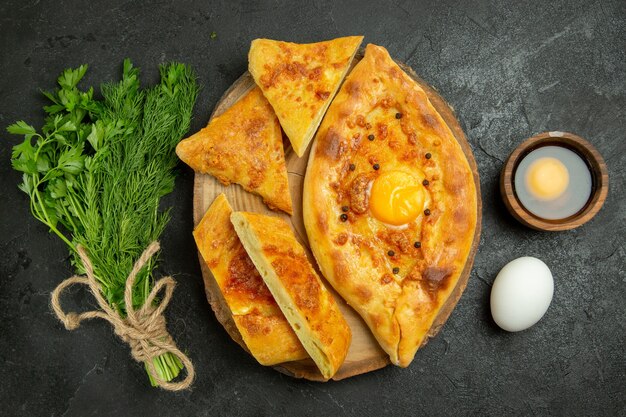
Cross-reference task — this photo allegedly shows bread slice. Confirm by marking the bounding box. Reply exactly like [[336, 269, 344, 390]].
[[248, 36, 363, 157], [230, 211, 351, 379], [193, 194, 307, 365], [176, 87, 293, 214]]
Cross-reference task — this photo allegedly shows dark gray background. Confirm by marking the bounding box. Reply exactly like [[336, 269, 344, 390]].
[[1, 1, 624, 416]]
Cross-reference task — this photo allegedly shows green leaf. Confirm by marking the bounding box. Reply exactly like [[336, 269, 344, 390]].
[[42, 90, 64, 114], [122, 59, 140, 85], [44, 104, 65, 114], [11, 137, 35, 159], [58, 88, 80, 111], [53, 133, 68, 146], [17, 173, 34, 195], [63, 172, 78, 188], [79, 88, 98, 112], [48, 178, 68, 198], [86, 121, 104, 151], [42, 90, 60, 104], [58, 145, 85, 175], [36, 154, 51, 173], [45, 169, 63, 179], [7, 121, 36, 136], [52, 114, 64, 129], [57, 65, 88, 90], [12, 158, 38, 174], [59, 120, 77, 132], [11, 137, 40, 174]]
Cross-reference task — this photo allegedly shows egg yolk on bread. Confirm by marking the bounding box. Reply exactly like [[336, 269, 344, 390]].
[[369, 171, 426, 226]]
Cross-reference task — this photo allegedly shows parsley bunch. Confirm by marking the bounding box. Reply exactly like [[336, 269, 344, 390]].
[[8, 59, 198, 386]]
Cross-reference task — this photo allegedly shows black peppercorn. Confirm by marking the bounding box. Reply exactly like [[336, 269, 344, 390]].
[[341, 206, 349, 212], [425, 152, 432, 159], [414, 241, 421, 248], [373, 163, 380, 170], [424, 209, 431, 216], [392, 267, 400, 274], [395, 112, 402, 119], [387, 250, 395, 257], [340, 213, 348, 222], [422, 179, 429, 186], [349, 163, 356, 171], [368, 134, 375, 141]]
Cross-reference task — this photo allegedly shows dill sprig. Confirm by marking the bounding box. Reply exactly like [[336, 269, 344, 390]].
[[8, 59, 199, 387]]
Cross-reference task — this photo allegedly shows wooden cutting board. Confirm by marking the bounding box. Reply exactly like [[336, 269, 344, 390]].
[[192, 54, 482, 381]]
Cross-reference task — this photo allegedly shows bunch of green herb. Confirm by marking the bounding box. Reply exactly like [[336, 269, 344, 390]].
[[8, 59, 198, 386]]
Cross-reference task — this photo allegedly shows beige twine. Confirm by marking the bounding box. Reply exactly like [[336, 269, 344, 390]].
[[50, 241, 195, 391]]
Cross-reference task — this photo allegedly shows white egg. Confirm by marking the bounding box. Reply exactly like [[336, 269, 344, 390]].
[[490, 257, 554, 332]]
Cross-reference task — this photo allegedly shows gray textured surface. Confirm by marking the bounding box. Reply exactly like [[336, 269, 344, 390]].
[[1, 0, 625, 416]]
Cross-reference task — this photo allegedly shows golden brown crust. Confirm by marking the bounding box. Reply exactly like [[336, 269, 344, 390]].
[[230, 212, 351, 379], [193, 194, 307, 365], [303, 44, 478, 367], [177, 87, 293, 214], [248, 36, 363, 157]]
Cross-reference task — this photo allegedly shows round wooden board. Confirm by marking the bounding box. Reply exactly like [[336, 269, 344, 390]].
[[193, 53, 482, 381]]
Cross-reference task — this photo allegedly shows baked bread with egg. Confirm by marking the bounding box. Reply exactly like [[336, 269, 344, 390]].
[[177, 87, 293, 214], [303, 44, 478, 367], [194, 194, 308, 365], [248, 36, 363, 157], [230, 211, 351, 379]]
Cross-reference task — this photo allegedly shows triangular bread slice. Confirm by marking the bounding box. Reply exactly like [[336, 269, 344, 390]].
[[230, 211, 351, 379], [176, 86, 293, 214], [193, 194, 307, 365], [248, 36, 363, 157]]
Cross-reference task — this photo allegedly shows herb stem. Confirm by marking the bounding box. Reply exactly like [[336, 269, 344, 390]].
[[32, 179, 75, 250], [60, 202, 79, 233], [33, 131, 55, 162]]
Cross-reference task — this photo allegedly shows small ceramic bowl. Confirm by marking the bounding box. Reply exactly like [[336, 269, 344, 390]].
[[500, 131, 608, 231]]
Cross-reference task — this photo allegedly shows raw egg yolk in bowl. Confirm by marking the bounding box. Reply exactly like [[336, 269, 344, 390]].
[[525, 157, 569, 200]]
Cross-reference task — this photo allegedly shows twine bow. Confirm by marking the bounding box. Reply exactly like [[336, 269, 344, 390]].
[[50, 241, 195, 391]]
